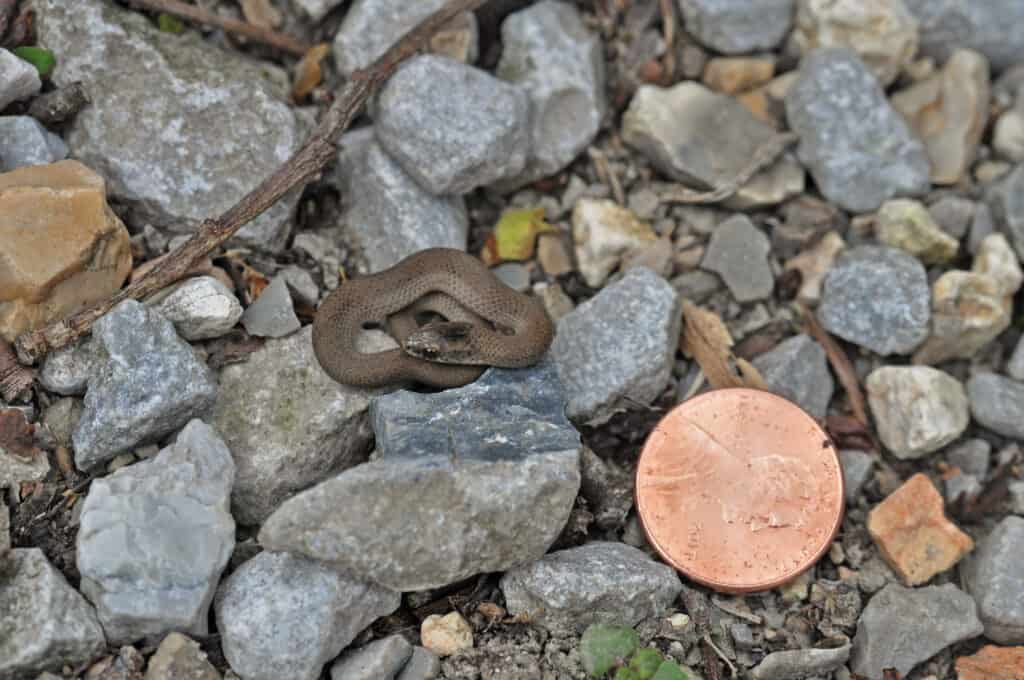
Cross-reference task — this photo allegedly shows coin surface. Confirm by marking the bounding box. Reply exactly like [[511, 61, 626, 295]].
[[635, 388, 844, 593]]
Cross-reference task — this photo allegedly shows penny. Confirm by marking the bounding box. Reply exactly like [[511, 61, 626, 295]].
[[635, 388, 844, 593]]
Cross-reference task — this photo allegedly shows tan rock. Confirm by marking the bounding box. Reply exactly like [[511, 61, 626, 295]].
[[736, 72, 797, 128], [420, 612, 473, 657], [955, 644, 1024, 680], [784, 231, 845, 305], [702, 57, 775, 95], [912, 271, 1010, 365], [993, 109, 1024, 163], [876, 198, 959, 264], [572, 198, 657, 287], [867, 473, 973, 586], [891, 49, 990, 185], [973, 232, 1023, 297], [0, 160, 131, 343], [537, 232, 574, 276], [144, 632, 220, 680]]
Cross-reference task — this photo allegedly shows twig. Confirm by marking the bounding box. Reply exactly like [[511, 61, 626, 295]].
[[14, 0, 487, 365], [124, 0, 312, 56], [0, 340, 33, 401], [798, 302, 869, 427], [588, 147, 625, 206]]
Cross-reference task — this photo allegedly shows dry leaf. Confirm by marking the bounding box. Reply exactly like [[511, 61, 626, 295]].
[[680, 300, 768, 391], [240, 0, 281, 29], [292, 43, 330, 101], [480, 207, 557, 266]]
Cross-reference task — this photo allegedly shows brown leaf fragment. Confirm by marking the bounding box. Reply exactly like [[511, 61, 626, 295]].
[[0, 408, 42, 461], [882, 670, 902, 680], [825, 414, 875, 451], [680, 300, 768, 391], [292, 43, 330, 102], [799, 302, 869, 428], [239, 0, 281, 29], [0, 340, 34, 402], [955, 448, 1021, 521]]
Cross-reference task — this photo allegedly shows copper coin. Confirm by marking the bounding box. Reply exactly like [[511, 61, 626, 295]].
[[635, 388, 844, 593]]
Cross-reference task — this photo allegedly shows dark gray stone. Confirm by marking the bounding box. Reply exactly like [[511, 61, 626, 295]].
[[0, 47, 41, 110], [753, 333, 834, 419], [670, 269, 722, 303], [969, 201, 996, 255], [330, 635, 413, 680], [987, 163, 1024, 260], [928, 196, 975, 240], [700, 215, 774, 303], [751, 644, 850, 680], [0, 116, 67, 171], [965, 516, 1024, 644], [678, 0, 795, 54], [786, 48, 931, 212], [967, 372, 1024, 440], [839, 449, 873, 504], [904, 0, 1024, 73], [396, 647, 440, 680], [241, 275, 300, 339], [947, 438, 992, 478]]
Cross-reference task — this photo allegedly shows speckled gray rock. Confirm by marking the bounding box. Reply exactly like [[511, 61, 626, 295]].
[[332, 130, 467, 273], [987, 163, 1024, 261], [330, 635, 412, 680], [850, 583, 983, 679], [0, 47, 41, 110], [213, 325, 374, 526], [0, 548, 106, 678], [332, 0, 448, 75], [751, 644, 850, 680], [865, 366, 968, 459], [786, 48, 931, 212], [0, 116, 68, 171], [495, 1, 605, 189], [396, 648, 441, 680], [753, 334, 834, 420], [148, 276, 242, 341], [1009, 335, 1024, 380], [700, 215, 774, 303], [375, 55, 529, 194], [72, 300, 217, 469], [966, 372, 1024, 440], [500, 542, 682, 634], [240, 275, 300, 339], [260, 357, 580, 591], [551, 267, 681, 425], [38, 338, 104, 396], [965, 517, 1024, 644], [678, 0, 795, 53], [817, 245, 930, 355], [76, 420, 235, 644], [904, 0, 1024, 73], [31, 0, 304, 251], [839, 450, 874, 504], [215, 552, 400, 680]]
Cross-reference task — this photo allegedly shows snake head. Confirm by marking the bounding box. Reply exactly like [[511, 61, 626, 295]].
[[403, 321, 481, 365]]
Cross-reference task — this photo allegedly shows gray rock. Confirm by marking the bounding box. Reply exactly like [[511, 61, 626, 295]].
[[375, 55, 529, 194], [580, 447, 633, 531], [0, 431, 49, 494], [332, 131, 467, 273], [491, 262, 531, 292], [148, 276, 242, 341], [700, 215, 774, 302], [671, 269, 722, 303], [817, 245, 930, 355], [332, 0, 449, 75], [72, 300, 217, 469], [850, 583, 983, 678], [0, 501, 8, 552], [39, 338, 104, 396], [495, 1, 606, 189], [330, 635, 413, 680], [945, 473, 983, 506], [215, 552, 400, 680], [967, 372, 1024, 440], [500, 542, 682, 633], [0, 548, 106, 678], [292, 0, 344, 22], [213, 325, 374, 526], [279, 265, 320, 308], [904, 0, 1024, 73], [260, 356, 581, 591], [0, 115, 68, 171], [929, 196, 975, 239], [786, 48, 931, 212], [751, 644, 850, 680], [241, 275, 300, 338], [965, 516, 1024, 644], [987, 163, 1024, 261], [76, 420, 235, 644], [678, 0, 795, 53], [1009, 335, 1024, 380], [947, 438, 992, 478], [551, 267, 681, 425], [839, 450, 874, 504], [396, 647, 441, 680], [0, 47, 41, 110], [145, 632, 221, 680], [753, 334, 834, 420], [31, 0, 304, 251]]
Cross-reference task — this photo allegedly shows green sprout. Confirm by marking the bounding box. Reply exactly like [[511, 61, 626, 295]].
[[580, 623, 690, 680]]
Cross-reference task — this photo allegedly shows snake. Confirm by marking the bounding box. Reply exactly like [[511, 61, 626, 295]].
[[311, 248, 555, 390]]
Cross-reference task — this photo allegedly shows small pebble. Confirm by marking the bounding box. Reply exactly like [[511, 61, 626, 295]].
[[420, 612, 473, 657], [241, 276, 301, 339]]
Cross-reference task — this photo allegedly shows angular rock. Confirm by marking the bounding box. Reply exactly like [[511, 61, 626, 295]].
[[973, 232, 1024, 297], [867, 473, 974, 585], [0, 425, 49, 494], [551, 267, 681, 425], [39, 338, 104, 396], [0, 160, 131, 344], [421, 612, 473, 657], [904, 0, 1024, 73], [987, 163, 1024, 261], [850, 583, 983, 678], [215, 552, 400, 680], [72, 300, 217, 469], [876, 198, 959, 264], [752, 334, 834, 419], [260, 357, 581, 591], [213, 325, 374, 525], [0, 116, 68, 171], [572, 198, 658, 288], [817, 245, 930, 355], [967, 372, 1024, 440], [240, 275, 300, 339], [947, 438, 992, 478], [397, 648, 440, 680], [0, 47, 41, 110], [965, 516, 1024, 644], [495, 1, 605, 189], [956, 645, 1024, 680], [330, 635, 413, 680], [144, 632, 220, 680], [865, 366, 968, 458], [678, 0, 794, 53], [375, 55, 529, 194], [278, 265, 319, 307], [785, 48, 931, 212], [784, 231, 845, 305], [500, 542, 682, 634], [32, 0, 304, 251], [0, 549, 106, 678], [839, 449, 874, 504], [912, 271, 1010, 365], [928, 195, 975, 239], [700, 215, 774, 303], [147, 276, 242, 341], [750, 644, 850, 680], [332, 0, 456, 75]]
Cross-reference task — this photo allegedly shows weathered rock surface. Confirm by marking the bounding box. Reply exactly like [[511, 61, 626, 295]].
[[752, 333, 834, 420], [147, 276, 242, 341], [911, 271, 1010, 365], [700, 215, 774, 302], [572, 198, 658, 288], [965, 516, 1024, 644], [679, 0, 795, 54], [966, 372, 1024, 440], [865, 366, 968, 459]]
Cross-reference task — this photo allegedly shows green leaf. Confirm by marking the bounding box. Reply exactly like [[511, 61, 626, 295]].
[[580, 624, 640, 678], [12, 47, 56, 78], [629, 648, 664, 679], [651, 659, 689, 680], [613, 668, 638, 680], [157, 12, 185, 34]]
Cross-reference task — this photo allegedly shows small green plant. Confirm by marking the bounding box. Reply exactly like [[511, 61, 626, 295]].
[[13, 47, 55, 78], [580, 623, 690, 680]]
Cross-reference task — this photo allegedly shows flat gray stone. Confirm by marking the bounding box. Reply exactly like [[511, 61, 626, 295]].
[[751, 644, 850, 680], [241, 275, 300, 339], [213, 325, 374, 526], [753, 333, 834, 420], [904, 0, 1024, 73], [0, 115, 68, 171], [679, 0, 794, 53], [551, 267, 681, 425], [376, 55, 529, 194], [72, 300, 217, 469], [148, 276, 242, 341], [215, 552, 400, 680], [495, 0, 605, 189], [0, 548, 106, 678], [39, 338, 104, 396], [850, 583, 983, 679], [332, 0, 449, 76], [967, 372, 1024, 440], [700, 215, 774, 303], [396, 647, 440, 680], [839, 450, 873, 504], [31, 0, 304, 251], [330, 635, 413, 680], [500, 542, 682, 634], [786, 48, 931, 212], [77, 420, 235, 644], [965, 516, 1024, 644], [987, 163, 1024, 261], [817, 245, 930, 356], [0, 47, 41, 110], [1009, 334, 1024, 380]]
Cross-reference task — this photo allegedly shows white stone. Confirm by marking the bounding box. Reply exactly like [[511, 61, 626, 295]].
[[866, 366, 969, 459]]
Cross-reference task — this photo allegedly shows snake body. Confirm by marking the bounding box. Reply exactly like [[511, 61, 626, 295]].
[[312, 248, 554, 389]]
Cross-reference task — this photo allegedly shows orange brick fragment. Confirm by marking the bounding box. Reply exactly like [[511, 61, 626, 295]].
[[956, 644, 1024, 680], [867, 473, 973, 585]]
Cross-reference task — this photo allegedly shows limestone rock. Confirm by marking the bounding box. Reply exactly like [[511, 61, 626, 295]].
[[572, 198, 658, 288], [876, 198, 959, 264], [912, 271, 1010, 365], [865, 366, 968, 458]]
